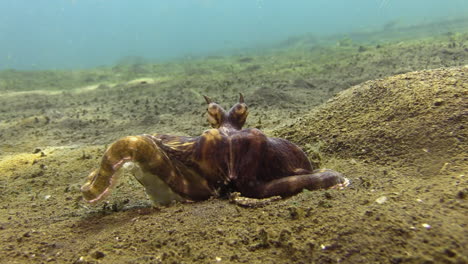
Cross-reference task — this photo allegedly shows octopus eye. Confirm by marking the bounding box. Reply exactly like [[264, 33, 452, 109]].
[[206, 103, 227, 128], [208, 104, 220, 114], [235, 104, 247, 115]]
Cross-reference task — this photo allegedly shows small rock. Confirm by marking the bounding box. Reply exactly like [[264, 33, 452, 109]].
[[375, 196, 388, 204], [91, 250, 105, 259], [74, 256, 86, 264], [456, 189, 466, 199], [422, 223, 431, 229], [444, 248, 457, 258], [433, 98, 444, 106], [227, 238, 237, 246]]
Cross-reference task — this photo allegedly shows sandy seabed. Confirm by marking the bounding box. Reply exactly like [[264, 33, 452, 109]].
[[0, 30, 467, 263]]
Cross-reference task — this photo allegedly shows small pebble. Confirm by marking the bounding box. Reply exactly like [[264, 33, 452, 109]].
[[444, 248, 457, 258], [74, 256, 86, 264], [91, 250, 105, 259], [433, 98, 444, 106], [375, 196, 388, 204], [422, 223, 431, 229]]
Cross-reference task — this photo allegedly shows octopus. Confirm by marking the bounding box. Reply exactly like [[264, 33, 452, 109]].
[[81, 94, 348, 206]]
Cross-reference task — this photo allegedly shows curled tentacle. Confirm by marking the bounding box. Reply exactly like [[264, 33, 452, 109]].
[[81, 134, 215, 205], [81, 135, 162, 203]]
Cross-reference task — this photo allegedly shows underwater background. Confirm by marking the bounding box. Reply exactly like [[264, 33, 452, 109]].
[[1, 0, 468, 70]]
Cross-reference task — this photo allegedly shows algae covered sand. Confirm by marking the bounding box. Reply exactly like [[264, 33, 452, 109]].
[[0, 31, 467, 263]]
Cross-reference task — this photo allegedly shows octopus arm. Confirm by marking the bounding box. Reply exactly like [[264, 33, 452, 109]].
[[235, 137, 348, 198], [81, 134, 215, 205]]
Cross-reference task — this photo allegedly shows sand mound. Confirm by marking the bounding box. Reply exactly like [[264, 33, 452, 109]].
[[276, 66, 467, 174]]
